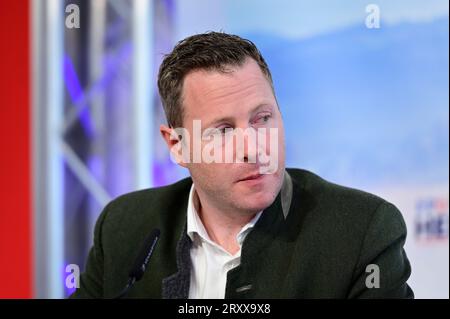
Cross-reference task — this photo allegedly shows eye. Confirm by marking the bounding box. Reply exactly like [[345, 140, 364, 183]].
[[216, 126, 233, 134], [254, 114, 271, 124]]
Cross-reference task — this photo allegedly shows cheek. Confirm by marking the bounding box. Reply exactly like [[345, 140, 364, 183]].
[[279, 130, 285, 156], [276, 124, 285, 155], [189, 163, 230, 186]]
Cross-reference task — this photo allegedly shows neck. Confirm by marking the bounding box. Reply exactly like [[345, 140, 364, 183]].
[[193, 190, 256, 255]]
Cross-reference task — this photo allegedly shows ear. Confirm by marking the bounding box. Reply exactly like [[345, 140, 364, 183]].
[[159, 124, 188, 168]]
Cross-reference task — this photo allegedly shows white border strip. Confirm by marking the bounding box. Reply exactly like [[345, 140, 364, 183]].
[[132, 0, 154, 189], [46, 0, 64, 299]]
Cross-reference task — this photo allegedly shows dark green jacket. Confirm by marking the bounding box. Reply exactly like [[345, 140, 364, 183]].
[[71, 168, 413, 299]]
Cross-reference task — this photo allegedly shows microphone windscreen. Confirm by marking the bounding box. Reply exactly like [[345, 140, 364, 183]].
[[128, 228, 160, 281]]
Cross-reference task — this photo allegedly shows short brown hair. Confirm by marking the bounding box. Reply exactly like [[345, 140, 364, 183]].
[[157, 32, 274, 128]]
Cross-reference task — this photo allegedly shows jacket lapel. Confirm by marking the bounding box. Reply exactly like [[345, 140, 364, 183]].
[[161, 224, 192, 299]]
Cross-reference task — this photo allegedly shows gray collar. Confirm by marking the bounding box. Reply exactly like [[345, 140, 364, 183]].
[[280, 170, 293, 219]]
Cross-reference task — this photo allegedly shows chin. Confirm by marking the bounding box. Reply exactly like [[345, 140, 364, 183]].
[[239, 192, 277, 213]]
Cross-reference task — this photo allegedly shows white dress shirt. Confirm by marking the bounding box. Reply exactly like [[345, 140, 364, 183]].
[[187, 184, 262, 299]]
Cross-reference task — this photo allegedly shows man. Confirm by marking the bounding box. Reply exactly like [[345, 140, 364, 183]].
[[71, 32, 413, 298]]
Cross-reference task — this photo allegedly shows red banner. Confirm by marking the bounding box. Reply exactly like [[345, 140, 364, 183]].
[[0, 0, 32, 298]]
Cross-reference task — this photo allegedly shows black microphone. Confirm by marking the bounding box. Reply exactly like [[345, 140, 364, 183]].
[[114, 228, 160, 299]]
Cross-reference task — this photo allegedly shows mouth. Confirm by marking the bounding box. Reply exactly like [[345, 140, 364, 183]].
[[237, 173, 265, 183]]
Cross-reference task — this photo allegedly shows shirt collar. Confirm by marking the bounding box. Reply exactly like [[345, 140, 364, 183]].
[[186, 184, 262, 246]]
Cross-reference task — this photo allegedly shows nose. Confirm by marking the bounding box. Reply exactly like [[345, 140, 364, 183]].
[[235, 127, 259, 164]]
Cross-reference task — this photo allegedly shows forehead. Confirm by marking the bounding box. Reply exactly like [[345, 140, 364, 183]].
[[181, 58, 275, 121]]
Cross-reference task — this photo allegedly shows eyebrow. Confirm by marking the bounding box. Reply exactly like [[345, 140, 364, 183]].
[[204, 103, 274, 128]]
